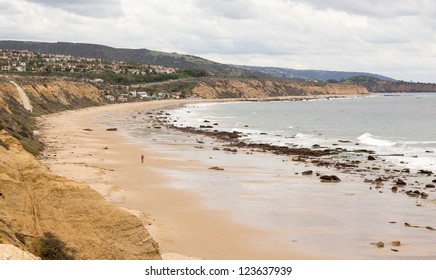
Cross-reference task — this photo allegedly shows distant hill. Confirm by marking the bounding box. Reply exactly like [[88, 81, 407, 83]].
[[0, 40, 265, 77], [1, 41, 398, 83], [233, 65, 395, 82]]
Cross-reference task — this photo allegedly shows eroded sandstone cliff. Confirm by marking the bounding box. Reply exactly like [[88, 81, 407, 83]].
[[0, 76, 107, 155], [190, 78, 369, 99], [0, 130, 160, 259]]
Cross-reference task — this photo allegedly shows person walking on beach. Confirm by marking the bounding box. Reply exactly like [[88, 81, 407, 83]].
[[141, 154, 144, 163]]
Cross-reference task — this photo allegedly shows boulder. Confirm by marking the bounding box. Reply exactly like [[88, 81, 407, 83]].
[[419, 170, 433, 176], [425, 184, 435, 189], [320, 175, 341, 183], [396, 179, 407, 186], [302, 170, 313, 176], [368, 155, 376, 161], [374, 177, 384, 183]]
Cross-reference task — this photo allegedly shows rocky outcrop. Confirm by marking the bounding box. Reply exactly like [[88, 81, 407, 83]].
[[0, 130, 160, 259], [190, 78, 369, 99]]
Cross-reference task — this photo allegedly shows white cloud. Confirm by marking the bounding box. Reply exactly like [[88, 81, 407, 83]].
[[294, 0, 432, 18], [23, 0, 124, 18], [0, 0, 436, 82]]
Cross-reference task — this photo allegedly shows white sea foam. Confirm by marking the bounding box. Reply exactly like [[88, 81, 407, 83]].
[[399, 140, 436, 145], [357, 133, 396, 147], [295, 133, 314, 139]]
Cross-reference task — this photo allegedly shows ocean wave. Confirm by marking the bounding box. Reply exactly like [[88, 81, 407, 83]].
[[357, 133, 396, 147], [295, 133, 314, 139]]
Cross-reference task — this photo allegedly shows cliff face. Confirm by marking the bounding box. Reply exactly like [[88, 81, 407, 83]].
[[190, 78, 369, 99], [0, 76, 107, 155], [365, 81, 436, 92], [0, 130, 160, 259], [344, 76, 436, 92]]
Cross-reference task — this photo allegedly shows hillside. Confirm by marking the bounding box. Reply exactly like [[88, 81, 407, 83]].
[[234, 65, 395, 82], [0, 40, 265, 77]]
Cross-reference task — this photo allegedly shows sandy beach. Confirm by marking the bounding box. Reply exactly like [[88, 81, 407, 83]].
[[37, 98, 436, 260], [37, 99, 313, 259]]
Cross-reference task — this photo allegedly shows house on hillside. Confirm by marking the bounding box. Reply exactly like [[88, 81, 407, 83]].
[[92, 78, 104, 84], [171, 92, 181, 99], [138, 91, 149, 99], [104, 94, 115, 102], [118, 94, 129, 102]]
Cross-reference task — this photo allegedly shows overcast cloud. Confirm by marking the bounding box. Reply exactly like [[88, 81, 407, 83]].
[[1, 0, 435, 82]]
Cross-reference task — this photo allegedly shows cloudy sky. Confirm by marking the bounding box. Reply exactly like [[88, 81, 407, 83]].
[[1, 0, 435, 82]]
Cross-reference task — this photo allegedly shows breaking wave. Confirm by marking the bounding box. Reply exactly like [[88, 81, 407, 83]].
[[357, 133, 396, 147]]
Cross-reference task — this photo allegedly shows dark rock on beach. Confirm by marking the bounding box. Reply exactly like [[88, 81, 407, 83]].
[[420, 192, 429, 199], [320, 175, 341, 183], [425, 184, 435, 188], [396, 179, 407, 186], [209, 166, 224, 171], [302, 170, 313, 176], [368, 155, 376, 161], [106, 128, 118, 131], [370, 242, 384, 248], [419, 170, 433, 176], [374, 177, 384, 183]]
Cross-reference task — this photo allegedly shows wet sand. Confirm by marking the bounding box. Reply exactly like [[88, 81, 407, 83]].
[[37, 98, 436, 260]]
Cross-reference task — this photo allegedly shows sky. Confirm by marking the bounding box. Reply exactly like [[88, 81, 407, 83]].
[[1, 0, 436, 82]]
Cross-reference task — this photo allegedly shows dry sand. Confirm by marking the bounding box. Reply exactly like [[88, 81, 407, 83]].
[[37, 99, 311, 260]]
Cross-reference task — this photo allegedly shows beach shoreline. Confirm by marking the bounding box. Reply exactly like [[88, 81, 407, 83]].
[[36, 95, 436, 260], [37, 98, 316, 259]]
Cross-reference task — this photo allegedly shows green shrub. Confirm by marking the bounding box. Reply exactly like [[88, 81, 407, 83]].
[[20, 138, 44, 156], [37, 232, 75, 260]]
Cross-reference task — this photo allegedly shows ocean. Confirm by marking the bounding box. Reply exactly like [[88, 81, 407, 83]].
[[169, 93, 436, 173]]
